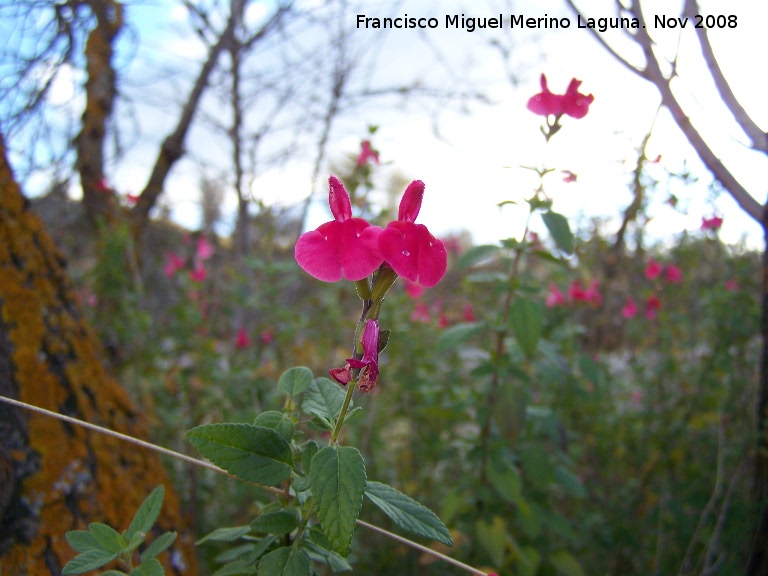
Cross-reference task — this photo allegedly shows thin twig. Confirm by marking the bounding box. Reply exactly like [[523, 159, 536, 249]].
[[0, 395, 491, 575]]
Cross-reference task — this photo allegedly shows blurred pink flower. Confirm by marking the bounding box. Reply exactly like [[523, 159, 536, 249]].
[[584, 279, 602, 307], [126, 192, 139, 205], [357, 139, 379, 166], [621, 297, 638, 319], [567, 279, 587, 302], [725, 279, 739, 291], [189, 262, 207, 282], [546, 283, 565, 308], [663, 264, 683, 284], [260, 329, 274, 345], [701, 215, 723, 231], [404, 280, 425, 299], [164, 252, 184, 278], [630, 390, 643, 406], [462, 303, 477, 322], [196, 236, 215, 261], [644, 259, 662, 280], [645, 295, 662, 320], [438, 313, 450, 329], [96, 178, 112, 193], [441, 235, 463, 255], [234, 328, 251, 349], [562, 170, 577, 183], [411, 302, 431, 323]]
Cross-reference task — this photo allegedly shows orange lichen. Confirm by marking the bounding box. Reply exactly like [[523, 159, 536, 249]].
[[0, 136, 197, 572]]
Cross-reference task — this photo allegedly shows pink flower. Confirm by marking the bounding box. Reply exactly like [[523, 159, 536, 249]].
[[357, 139, 379, 166], [126, 192, 139, 205], [347, 319, 381, 392], [645, 295, 662, 320], [527, 74, 594, 119], [438, 313, 450, 329], [584, 279, 602, 307], [567, 279, 587, 302], [441, 235, 463, 256], [260, 329, 274, 345], [411, 302, 431, 323], [663, 264, 683, 284], [329, 364, 352, 385], [562, 170, 578, 183], [462, 303, 477, 322], [630, 390, 643, 406], [196, 236, 215, 261], [378, 180, 447, 287], [189, 262, 207, 282], [701, 215, 723, 231], [164, 252, 184, 278], [645, 259, 663, 280], [725, 279, 739, 291], [295, 176, 383, 282], [621, 297, 638, 319], [234, 328, 251, 349], [96, 178, 112, 193], [404, 280, 425, 300], [546, 283, 565, 308]]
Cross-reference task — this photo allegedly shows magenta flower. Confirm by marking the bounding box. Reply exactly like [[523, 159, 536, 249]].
[[189, 262, 207, 282], [645, 295, 662, 320], [663, 264, 683, 284], [234, 328, 252, 349], [462, 303, 477, 322], [527, 74, 594, 119], [295, 176, 383, 282], [347, 319, 381, 392], [357, 140, 380, 166], [725, 279, 739, 291], [196, 236, 215, 261], [546, 283, 565, 308], [584, 279, 602, 307], [164, 252, 184, 278], [622, 297, 638, 319], [562, 170, 578, 183], [378, 180, 447, 287], [645, 259, 662, 280], [701, 215, 723, 231], [567, 279, 586, 302], [404, 280, 425, 300], [411, 302, 431, 323]]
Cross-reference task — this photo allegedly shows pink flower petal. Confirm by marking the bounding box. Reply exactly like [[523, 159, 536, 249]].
[[379, 221, 447, 288], [398, 180, 424, 223]]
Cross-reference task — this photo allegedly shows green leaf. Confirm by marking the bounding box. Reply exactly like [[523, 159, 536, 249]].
[[196, 526, 252, 545], [101, 571, 130, 576], [130, 558, 164, 576], [510, 298, 543, 357], [436, 322, 485, 353], [309, 446, 366, 557], [304, 526, 353, 572], [301, 440, 319, 475], [364, 481, 452, 546], [212, 559, 254, 576], [140, 531, 177, 562], [187, 424, 293, 487], [520, 445, 554, 487], [277, 367, 314, 397], [65, 530, 100, 554], [125, 485, 165, 543], [554, 466, 587, 499], [258, 546, 311, 576], [62, 549, 119, 575], [251, 511, 298, 534], [476, 517, 508, 568], [549, 549, 585, 576], [253, 411, 295, 443], [541, 210, 574, 255], [486, 458, 522, 506], [88, 523, 127, 553], [455, 244, 500, 270], [301, 378, 346, 424]]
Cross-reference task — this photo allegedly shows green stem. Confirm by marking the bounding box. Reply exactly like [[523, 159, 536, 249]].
[[331, 379, 356, 444]]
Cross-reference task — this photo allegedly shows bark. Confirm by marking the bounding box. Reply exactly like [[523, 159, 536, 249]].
[[0, 135, 197, 574]]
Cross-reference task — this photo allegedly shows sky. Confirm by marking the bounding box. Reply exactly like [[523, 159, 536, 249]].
[[18, 0, 768, 250]]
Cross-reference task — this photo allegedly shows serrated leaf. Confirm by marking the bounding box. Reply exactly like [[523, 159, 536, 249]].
[[258, 546, 311, 576], [140, 531, 176, 562], [125, 485, 165, 543], [541, 211, 574, 255], [309, 446, 366, 557], [187, 424, 293, 487], [549, 549, 585, 576], [301, 378, 346, 424], [303, 538, 353, 573], [277, 367, 314, 397], [130, 558, 164, 576], [251, 511, 298, 534], [253, 411, 295, 443], [212, 559, 254, 576], [455, 244, 500, 270], [364, 481, 452, 546], [66, 530, 100, 554], [62, 549, 119, 575], [510, 298, 543, 357], [436, 322, 485, 353], [88, 523, 126, 553], [196, 526, 252, 545]]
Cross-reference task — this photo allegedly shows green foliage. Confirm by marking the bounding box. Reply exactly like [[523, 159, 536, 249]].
[[63, 486, 176, 575]]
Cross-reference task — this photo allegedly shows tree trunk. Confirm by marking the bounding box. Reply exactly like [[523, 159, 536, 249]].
[[0, 136, 197, 574]]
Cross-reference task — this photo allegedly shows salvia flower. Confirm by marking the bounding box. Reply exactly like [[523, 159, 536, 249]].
[[378, 180, 447, 287], [645, 259, 663, 280], [347, 319, 381, 392], [234, 328, 251, 349], [357, 140, 380, 166], [701, 215, 723, 231], [527, 74, 594, 119], [621, 297, 638, 319], [664, 264, 683, 284], [295, 176, 383, 282], [645, 295, 662, 320]]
